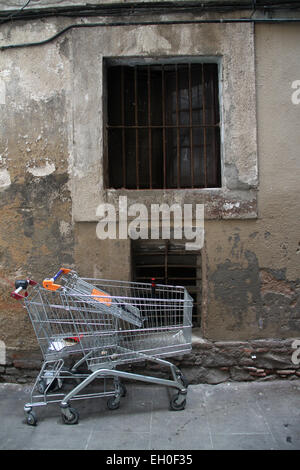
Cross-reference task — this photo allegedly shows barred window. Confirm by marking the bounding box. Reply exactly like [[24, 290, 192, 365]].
[[106, 61, 221, 190], [132, 240, 201, 328]]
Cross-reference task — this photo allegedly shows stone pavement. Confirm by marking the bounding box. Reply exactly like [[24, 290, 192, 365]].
[[0, 379, 299, 450]]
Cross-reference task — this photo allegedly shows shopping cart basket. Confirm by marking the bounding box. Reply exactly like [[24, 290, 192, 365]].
[[11, 268, 193, 425]]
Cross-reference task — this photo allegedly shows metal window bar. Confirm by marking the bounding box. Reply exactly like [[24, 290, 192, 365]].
[[162, 64, 167, 189], [147, 65, 152, 189], [121, 66, 126, 188], [134, 66, 140, 189], [188, 63, 194, 188], [107, 62, 220, 190], [175, 64, 180, 189]]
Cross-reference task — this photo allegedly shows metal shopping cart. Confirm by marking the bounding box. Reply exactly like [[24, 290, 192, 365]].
[[11, 268, 193, 425]]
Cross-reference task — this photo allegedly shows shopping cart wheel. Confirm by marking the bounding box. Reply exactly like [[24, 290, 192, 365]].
[[61, 406, 79, 425], [170, 393, 186, 411], [26, 410, 37, 426], [107, 397, 120, 410]]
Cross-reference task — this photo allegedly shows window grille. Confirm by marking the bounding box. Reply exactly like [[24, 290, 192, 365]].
[[106, 62, 221, 190]]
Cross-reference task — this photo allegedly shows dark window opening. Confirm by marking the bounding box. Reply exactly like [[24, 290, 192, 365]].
[[132, 240, 201, 327], [106, 61, 221, 190]]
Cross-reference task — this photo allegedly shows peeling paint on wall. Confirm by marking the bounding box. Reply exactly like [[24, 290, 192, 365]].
[[0, 168, 11, 190], [27, 162, 55, 177], [210, 250, 261, 330]]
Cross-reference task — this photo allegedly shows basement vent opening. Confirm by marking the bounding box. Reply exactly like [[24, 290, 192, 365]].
[[132, 239, 201, 327]]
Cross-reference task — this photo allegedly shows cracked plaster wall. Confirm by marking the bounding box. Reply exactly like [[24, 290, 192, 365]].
[[0, 14, 299, 364]]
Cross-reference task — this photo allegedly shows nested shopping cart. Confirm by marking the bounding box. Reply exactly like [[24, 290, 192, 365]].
[[11, 268, 193, 425]]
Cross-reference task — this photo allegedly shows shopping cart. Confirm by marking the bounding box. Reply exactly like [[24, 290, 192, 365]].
[[11, 268, 193, 425]]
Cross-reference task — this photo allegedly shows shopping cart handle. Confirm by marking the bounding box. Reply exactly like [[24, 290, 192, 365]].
[[43, 267, 71, 291], [11, 279, 37, 300], [15, 280, 30, 290]]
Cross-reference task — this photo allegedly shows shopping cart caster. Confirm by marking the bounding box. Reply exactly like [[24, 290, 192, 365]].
[[170, 392, 187, 411], [61, 405, 79, 425], [25, 409, 37, 426], [107, 396, 120, 410]]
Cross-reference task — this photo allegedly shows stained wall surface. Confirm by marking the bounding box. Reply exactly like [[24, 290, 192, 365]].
[[0, 10, 299, 366]]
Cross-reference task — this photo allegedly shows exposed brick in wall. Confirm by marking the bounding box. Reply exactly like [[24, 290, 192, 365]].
[[1, 338, 299, 385]]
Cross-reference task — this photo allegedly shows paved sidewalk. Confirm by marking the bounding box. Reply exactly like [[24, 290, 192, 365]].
[[0, 379, 299, 450]]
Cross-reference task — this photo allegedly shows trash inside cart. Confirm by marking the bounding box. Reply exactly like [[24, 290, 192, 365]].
[[11, 268, 193, 425]]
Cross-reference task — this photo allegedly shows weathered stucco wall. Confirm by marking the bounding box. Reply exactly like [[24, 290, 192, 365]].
[[202, 24, 300, 341], [0, 10, 299, 381], [0, 24, 74, 354], [70, 22, 258, 222]]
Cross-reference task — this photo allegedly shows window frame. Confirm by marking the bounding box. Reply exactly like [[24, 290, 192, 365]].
[[71, 23, 258, 223], [104, 56, 222, 192]]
